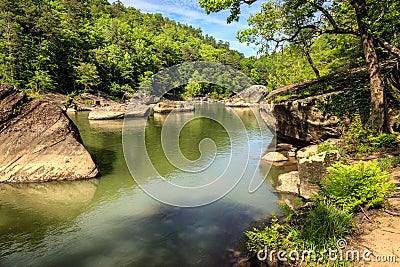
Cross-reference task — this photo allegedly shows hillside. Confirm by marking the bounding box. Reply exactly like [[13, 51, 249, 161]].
[[0, 0, 257, 98]]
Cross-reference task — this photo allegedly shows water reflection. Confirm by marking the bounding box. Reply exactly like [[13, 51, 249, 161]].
[[0, 104, 282, 267]]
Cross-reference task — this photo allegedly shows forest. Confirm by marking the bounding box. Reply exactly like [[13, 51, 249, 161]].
[[0, 0, 370, 99]]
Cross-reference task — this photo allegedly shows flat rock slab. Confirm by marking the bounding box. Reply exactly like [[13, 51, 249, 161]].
[[262, 152, 288, 162], [153, 101, 195, 113], [0, 84, 98, 182]]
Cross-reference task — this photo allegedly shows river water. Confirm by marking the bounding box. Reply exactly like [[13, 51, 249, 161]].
[[0, 103, 293, 267]]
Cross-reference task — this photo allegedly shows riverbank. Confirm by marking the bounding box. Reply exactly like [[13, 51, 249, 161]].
[[238, 137, 400, 266], [350, 167, 400, 266]]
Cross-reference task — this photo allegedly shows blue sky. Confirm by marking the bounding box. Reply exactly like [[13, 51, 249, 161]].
[[115, 0, 263, 57]]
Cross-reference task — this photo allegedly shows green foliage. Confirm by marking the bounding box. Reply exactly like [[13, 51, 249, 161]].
[[339, 117, 399, 155], [317, 142, 335, 153], [245, 201, 354, 263], [0, 0, 258, 97], [301, 201, 354, 249], [321, 161, 396, 211], [74, 62, 100, 92], [182, 81, 202, 99], [377, 156, 400, 172], [245, 217, 283, 254]]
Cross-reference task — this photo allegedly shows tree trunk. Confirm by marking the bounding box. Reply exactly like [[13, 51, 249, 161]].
[[352, 0, 390, 133], [304, 47, 320, 78]]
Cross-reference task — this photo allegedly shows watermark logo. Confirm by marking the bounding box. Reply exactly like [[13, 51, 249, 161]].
[[257, 238, 397, 263], [122, 61, 275, 207]]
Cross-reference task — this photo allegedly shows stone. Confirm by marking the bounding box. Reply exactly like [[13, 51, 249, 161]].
[[262, 152, 288, 162], [0, 84, 98, 182], [66, 107, 77, 113], [276, 143, 294, 151], [88, 104, 127, 120], [153, 101, 195, 113], [225, 85, 268, 107], [236, 85, 268, 104], [276, 171, 300, 195], [297, 150, 341, 199]]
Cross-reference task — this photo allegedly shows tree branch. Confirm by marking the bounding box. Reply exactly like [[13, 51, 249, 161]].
[[374, 36, 400, 60], [313, 4, 338, 30]]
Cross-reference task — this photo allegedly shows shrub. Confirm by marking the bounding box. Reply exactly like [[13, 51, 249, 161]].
[[378, 156, 400, 171], [338, 116, 399, 155], [321, 161, 395, 211], [302, 201, 353, 249], [317, 141, 335, 153], [369, 133, 398, 149], [245, 217, 283, 254]]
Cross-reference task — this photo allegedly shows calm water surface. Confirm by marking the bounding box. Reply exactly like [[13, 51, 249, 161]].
[[0, 104, 292, 267]]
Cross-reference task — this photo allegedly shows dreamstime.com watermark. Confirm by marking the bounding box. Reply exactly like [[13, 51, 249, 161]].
[[257, 239, 397, 263]]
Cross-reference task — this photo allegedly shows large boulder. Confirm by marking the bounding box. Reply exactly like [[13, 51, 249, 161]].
[[276, 171, 300, 195], [89, 104, 127, 120], [237, 85, 268, 103], [225, 85, 268, 107], [297, 150, 341, 199], [296, 144, 319, 159], [153, 101, 195, 113], [260, 92, 342, 145], [0, 84, 98, 183]]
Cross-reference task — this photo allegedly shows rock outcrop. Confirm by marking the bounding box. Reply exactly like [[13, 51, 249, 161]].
[[276, 171, 300, 194], [260, 92, 342, 145], [0, 84, 98, 182], [88, 92, 160, 120], [225, 85, 268, 107]]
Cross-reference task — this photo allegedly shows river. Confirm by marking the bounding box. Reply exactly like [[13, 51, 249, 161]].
[[0, 103, 294, 267]]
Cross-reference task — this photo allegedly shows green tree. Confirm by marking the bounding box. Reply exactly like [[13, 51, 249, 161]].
[[74, 62, 100, 92], [199, 0, 400, 133]]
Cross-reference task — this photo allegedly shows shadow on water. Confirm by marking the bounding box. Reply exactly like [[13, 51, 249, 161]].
[[22, 201, 268, 267], [86, 145, 117, 176]]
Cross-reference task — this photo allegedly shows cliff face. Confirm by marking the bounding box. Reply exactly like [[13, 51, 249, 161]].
[[0, 84, 98, 182], [260, 92, 342, 145]]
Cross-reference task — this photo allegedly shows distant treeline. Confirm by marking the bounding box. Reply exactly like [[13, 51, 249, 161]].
[[0, 0, 365, 99]]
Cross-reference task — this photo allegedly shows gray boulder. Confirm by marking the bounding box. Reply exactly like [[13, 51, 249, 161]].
[[297, 150, 341, 199], [88, 104, 127, 120], [153, 101, 195, 113], [236, 85, 268, 104], [225, 85, 268, 107], [0, 84, 98, 182], [276, 171, 300, 195], [262, 152, 288, 162]]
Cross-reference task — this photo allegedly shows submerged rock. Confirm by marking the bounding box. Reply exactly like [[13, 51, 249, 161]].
[[0, 84, 98, 183]]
